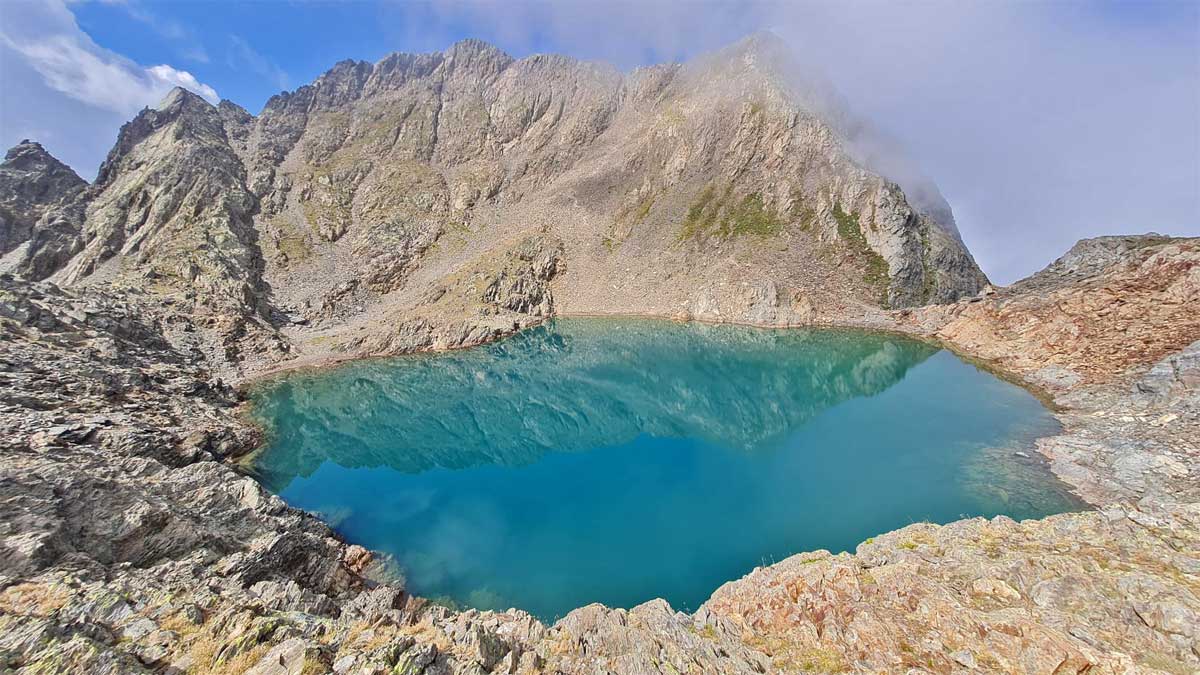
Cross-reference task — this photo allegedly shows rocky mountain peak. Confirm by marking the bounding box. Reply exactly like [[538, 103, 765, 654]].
[[726, 30, 792, 65], [42, 80, 269, 330], [689, 34, 964, 243], [691, 30, 812, 87], [3, 140, 82, 181], [95, 86, 228, 188], [444, 37, 514, 66], [308, 59, 373, 108], [0, 140, 87, 259], [155, 85, 210, 111], [217, 99, 252, 118]]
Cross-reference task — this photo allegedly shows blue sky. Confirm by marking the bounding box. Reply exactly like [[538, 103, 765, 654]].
[[1, 0, 1197, 282]]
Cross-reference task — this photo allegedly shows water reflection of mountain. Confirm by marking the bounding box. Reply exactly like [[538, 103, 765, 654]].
[[250, 319, 937, 490]]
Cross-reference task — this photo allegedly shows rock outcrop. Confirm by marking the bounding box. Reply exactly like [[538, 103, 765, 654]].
[[336, 233, 563, 355], [902, 234, 1200, 510], [0, 141, 86, 258], [910, 235, 1200, 385], [0, 141, 88, 282], [549, 501, 1200, 674], [54, 89, 267, 320]]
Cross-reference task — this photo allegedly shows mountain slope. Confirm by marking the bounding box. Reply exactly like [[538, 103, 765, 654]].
[[0, 35, 987, 369]]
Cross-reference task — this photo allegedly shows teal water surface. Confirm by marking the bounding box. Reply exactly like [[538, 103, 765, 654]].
[[249, 319, 1084, 621]]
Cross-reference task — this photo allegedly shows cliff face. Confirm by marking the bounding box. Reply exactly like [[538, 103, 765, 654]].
[[0, 36, 986, 372], [0, 141, 88, 281], [0, 141, 86, 257], [909, 235, 1200, 387], [243, 35, 984, 334]]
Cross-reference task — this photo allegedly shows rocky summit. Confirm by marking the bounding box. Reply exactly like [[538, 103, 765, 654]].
[[1, 35, 1198, 675]]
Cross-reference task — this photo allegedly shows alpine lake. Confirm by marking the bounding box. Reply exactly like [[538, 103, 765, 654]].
[[247, 318, 1085, 622]]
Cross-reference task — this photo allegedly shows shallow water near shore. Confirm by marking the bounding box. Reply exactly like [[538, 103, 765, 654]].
[[249, 318, 1085, 621]]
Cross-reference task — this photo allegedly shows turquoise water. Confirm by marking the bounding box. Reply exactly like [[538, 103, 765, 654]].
[[249, 319, 1084, 621]]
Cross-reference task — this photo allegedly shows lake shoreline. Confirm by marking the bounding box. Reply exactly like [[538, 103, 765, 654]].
[[247, 319, 1081, 620], [2, 236, 1195, 673]]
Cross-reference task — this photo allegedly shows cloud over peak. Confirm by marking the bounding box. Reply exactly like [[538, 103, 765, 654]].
[[0, 0, 218, 117]]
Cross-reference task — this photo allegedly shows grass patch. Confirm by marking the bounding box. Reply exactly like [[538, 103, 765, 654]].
[[723, 193, 784, 237], [299, 657, 327, 675], [798, 647, 848, 673], [0, 582, 70, 617], [275, 230, 313, 264], [605, 193, 657, 251], [833, 202, 890, 306], [679, 185, 784, 241], [633, 194, 655, 223], [744, 636, 849, 673], [659, 104, 686, 127], [918, 227, 936, 302]]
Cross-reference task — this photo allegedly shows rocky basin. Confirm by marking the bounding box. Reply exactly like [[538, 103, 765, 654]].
[[0, 234, 1197, 674]]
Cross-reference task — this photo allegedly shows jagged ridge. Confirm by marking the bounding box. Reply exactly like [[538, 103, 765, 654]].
[[0, 36, 987, 376]]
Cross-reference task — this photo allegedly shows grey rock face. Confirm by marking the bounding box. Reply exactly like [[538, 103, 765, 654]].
[[55, 88, 266, 319], [0, 140, 86, 257], [1137, 340, 1200, 403], [346, 234, 564, 356], [0, 141, 89, 283]]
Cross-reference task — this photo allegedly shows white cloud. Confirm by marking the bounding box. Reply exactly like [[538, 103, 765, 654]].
[[0, 0, 218, 118], [145, 64, 218, 102]]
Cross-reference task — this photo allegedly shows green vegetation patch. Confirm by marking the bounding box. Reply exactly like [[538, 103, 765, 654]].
[[679, 185, 785, 241], [633, 194, 656, 223], [724, 193, 784, 237], [276, 233, 313, 264], [833, 202, 890, 306], [604, 192, 657, 252], [919, 227, 937, 303], [790, 189, 817, 231]]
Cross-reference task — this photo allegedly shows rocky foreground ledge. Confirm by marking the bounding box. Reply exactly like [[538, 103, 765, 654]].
[[1, 235, 1198, 674]]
